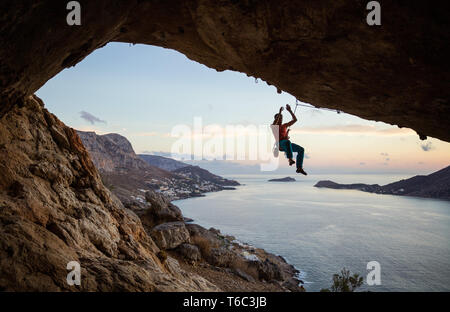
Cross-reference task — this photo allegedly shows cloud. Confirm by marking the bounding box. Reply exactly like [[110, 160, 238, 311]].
[[291, 124, 415, 136], [359, 162, 366, 166], [421, 142, 433, 151], [380, 152, 389, 156], [80, 111, 106, 125]]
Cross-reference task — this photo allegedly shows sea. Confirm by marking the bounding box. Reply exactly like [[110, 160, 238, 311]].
[[174, 174, 450, 292]]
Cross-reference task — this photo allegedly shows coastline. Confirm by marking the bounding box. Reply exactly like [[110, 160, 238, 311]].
[[174, 173, 450, 291], [313, 165, 450, 201], [172, 184, 306, 291]]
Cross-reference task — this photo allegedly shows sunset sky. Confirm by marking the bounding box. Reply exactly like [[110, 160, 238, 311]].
[[37, 43, 449, 174]]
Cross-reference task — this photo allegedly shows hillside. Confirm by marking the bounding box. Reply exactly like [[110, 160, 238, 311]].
[[78, 131, 173, 177], [139, 154, 240, 187], [172, 165, 240, 187], [139, 154, 189, 171], [77, 131, 239, 204], [314, 166, 450, 200]]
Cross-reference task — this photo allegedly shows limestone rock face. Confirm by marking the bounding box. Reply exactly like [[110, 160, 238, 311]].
[[1, 1, 449, 140], [0, 95, 218, 291], [75, 131, 151, 173]]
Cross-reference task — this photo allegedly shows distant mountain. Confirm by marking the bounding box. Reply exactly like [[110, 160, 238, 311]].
[[78, 131, 170, 176], [139, 154, 189, 171], [77, 131, 239, 205], [173, 165, 240, 186], [139, 154, 240, 187], [314, 166, 450, 200]]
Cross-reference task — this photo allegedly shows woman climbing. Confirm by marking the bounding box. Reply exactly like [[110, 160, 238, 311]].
[[272, 104, 307, 175]]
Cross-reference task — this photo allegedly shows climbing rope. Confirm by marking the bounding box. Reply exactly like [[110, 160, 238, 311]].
[[293, 99, 341, 114], [293, 99, 300, 115], [285, 99, 341, 132], [285, 99, 300, 131]]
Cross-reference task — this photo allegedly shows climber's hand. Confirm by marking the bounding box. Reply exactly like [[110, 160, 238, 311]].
[[286, 104, 292, 111]]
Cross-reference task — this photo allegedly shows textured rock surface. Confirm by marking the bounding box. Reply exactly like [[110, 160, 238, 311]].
[[142, 190, 184, 227], [0, 96, 218, 291], [1, 1, 449, 140], [186, 224, 222, 248], [175, 243, 202, 262], [75, 131, 161, 173], [179, 225, 304, 291], [150, 222, 191, 250]]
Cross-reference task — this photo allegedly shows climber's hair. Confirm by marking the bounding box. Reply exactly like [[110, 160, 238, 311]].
[[273, 113, 282, 125]]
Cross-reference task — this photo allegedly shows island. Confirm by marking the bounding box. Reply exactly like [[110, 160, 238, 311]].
[[314, 165, 450, 200], [268, 177, 296, 182]]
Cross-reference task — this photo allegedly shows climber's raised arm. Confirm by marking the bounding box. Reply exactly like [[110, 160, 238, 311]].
[[272, 106, 284, 125], [284, 104, 297, 127]]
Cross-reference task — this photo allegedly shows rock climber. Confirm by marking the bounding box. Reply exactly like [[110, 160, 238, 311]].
[[272, 104, 307, 175]]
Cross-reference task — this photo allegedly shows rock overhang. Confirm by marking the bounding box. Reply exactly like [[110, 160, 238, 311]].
[[0, 0, 449, 141]]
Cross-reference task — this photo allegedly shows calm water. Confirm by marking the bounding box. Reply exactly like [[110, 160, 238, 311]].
[[175, 174, 450, 292]]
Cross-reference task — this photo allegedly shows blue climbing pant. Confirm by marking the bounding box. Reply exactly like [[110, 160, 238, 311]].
[[279, 139, 304, 169]]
